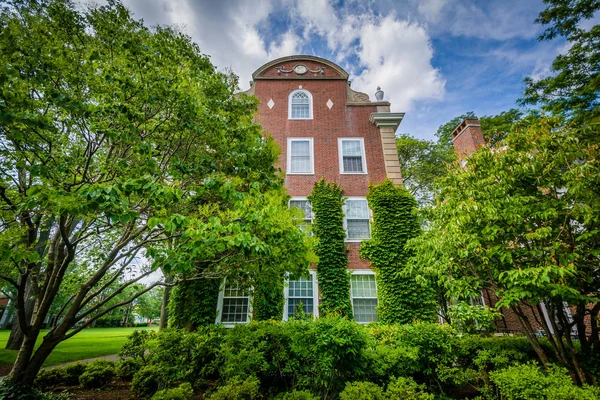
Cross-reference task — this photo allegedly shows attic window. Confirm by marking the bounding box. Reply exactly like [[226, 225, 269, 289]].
[[289, 90, 313, 120]]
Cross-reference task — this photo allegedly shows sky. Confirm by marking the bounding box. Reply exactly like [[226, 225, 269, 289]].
[[107, 0, 566, 141]]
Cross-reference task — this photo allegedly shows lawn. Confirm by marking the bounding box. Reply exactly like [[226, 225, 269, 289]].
[[0, 326, 157, 368]]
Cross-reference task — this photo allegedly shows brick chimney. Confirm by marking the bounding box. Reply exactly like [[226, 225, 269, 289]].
[[451, 118, 485, 161]]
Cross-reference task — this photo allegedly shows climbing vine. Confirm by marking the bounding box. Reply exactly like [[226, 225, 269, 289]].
[[252, 273, 285, 321], [360, 180, 436, 324], [169, 277, 221, 331], [308, 179, 353, 318]]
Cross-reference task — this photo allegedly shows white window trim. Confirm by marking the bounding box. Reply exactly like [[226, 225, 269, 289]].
[[350, 270, 378, 325], [288, 89, 313, 120], [283, 270, 319, 321], [343, 197, 371, 242], [215, 280, 253, 328], [338, 137, 367, 174], [287, 138, 314, 175]]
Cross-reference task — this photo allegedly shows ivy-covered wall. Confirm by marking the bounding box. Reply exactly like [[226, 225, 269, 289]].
[[308, 179, 353, 318], [360, 180, 436, 324], [168, 277, 221, 331], [252, 274, 285, 321]]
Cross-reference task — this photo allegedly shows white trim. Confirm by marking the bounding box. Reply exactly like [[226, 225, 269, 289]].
[[338, 138, 367, 174], [287, 138, 314, 175], [350, 270, 378, 324], [283, 270, 319, 321], [215, 280, 253, 328], [343, 197, 371, 242], [288, 89, 313, 120]]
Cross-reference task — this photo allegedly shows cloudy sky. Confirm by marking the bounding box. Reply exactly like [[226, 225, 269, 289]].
[[111, 0, 565, 140]]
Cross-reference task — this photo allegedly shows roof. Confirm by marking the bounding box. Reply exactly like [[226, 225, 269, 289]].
[[251, 55, 349, 80]]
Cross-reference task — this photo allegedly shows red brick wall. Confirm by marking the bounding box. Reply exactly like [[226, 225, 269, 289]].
[[253, 64, 384, 271]]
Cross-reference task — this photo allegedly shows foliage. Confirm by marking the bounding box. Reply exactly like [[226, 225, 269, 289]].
[[490, 363, 600, 400], [479, 109, 526, 146], [34, 363, 86, 389], [119, 329, 156, 362], [447, 302, 502, 334], [78, 359, 116, 389], [168, 278, 220, 330], [408, 118, 600, 383], [116, 358, 143, 380], [360, 180, 436, 324], [279, 390, 319, 400], [386, 377, 435, 400], [0, 377, 68, 400], [252, 274, 285, 321], [207, 376, 261, 400], [132, 364, 170, 398], [308, 179, 352, 318], [0, 0, 312, 384], [396, 135, 455, 205], [151, 382, 194, 400], [135, 287, 164, 322], [339, 381, 384, 400], [521, 1, 600, 123]]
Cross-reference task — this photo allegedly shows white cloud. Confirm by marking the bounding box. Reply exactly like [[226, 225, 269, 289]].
[[351, 15, 445, 110], [417, 0, 448, 23]]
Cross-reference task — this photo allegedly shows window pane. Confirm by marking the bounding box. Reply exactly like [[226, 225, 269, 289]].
[[289, 200, 312, 219], [346, 200, 369, 219], [292, 104, 310, 119], [221, 298, 249, 323], [351, 275, 377, 298], [289, 276, 313, 297], [291, 156, 310, 172], [343, 156, 363, 172], [290, 141, 311, 172], [353, 299, 378, 323], [291, 140, 310, 156], [347, 220, 370, 239], [342, 140, 362, 156], [287, 298, 314, 318]]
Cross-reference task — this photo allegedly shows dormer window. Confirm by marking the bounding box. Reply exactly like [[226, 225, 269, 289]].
[[289, 89, 313, 120]]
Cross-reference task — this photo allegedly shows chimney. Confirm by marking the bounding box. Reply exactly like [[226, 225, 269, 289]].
[[451, 118, 485, 161]]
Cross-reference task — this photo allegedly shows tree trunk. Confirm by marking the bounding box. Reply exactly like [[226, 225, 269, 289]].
[[9, 332, 59, 386], [159, 278, 173, 331], [6, 284, 35, 350]]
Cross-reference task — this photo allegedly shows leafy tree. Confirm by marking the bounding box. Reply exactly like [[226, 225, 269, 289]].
[[479, 108, 525, 146], [409, 119, 600, 384], [135, 287, 163, 323], [521, 0, 600, 123], [0, 0, 312, 387]]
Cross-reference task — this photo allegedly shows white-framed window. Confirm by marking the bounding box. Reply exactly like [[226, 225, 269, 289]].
[[283, 271, 319, 321], [216, 283, 251, 326], [338, 138, 367, 174], [289, 197, 312, 233], [344, 198, 371, 241], [288, 89, 313, 120], [287, 138, 314, 174], [351, 271, 378, 324]]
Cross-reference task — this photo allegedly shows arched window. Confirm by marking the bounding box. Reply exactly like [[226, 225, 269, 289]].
[[288, 89, 313, 119]]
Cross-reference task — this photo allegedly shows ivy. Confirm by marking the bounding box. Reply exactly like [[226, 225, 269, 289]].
[[308, 179, 353, 318], [360, 180, 436, 324], [252, 274, 285, 321], [169, 277, 220, 331]]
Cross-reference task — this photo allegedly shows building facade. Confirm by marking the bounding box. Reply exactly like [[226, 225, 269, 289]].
[[215, 55, 405, 325]]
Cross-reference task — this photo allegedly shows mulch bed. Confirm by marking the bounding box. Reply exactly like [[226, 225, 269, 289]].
[[51, 379, 135, 400]]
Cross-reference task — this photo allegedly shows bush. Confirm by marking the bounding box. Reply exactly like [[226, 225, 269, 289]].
[[490, 363, 600, 400], [207, 376, 261, 400], [279, 390, 319, 400], [35, 363, 87, 389], [132, 364, 170, 398], [385, 377, 434, 400], [116, 358, 143, 380], [151, 382, 194, 400], [119, 329, 156, 362], [0, 377, 68, 400], [78, 360, 115, 389], [339, 381, 385, 400]]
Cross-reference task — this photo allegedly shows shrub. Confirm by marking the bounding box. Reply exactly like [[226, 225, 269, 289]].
[[78, 360, 116, 389], [339, 381, 385, 400], [119, 329, 155, 362], [116, 358, 143, 380], [207, 376, 261, 400], [280, 390, 319, 400], [151, 382, 194, 400], [0, 377, 69, 400], [490, 363, 600, 400], [385, 377, 434, 400], [35, 363, 87, 389], [131, 364, 170, 398]]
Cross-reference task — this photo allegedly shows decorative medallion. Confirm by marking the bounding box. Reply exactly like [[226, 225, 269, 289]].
[[276, 63, 325, 76]]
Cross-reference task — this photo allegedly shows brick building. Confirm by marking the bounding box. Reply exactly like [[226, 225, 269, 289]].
[[215, 55, 404, 325]]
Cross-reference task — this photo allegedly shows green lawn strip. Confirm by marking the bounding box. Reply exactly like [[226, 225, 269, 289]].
[[0, 327, 157, 367]]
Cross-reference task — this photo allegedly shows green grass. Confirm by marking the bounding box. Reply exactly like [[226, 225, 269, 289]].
[[0, 326, 157, 368]]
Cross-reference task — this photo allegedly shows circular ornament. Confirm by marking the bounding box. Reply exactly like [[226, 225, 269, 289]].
[[294, 64, 308, 75]]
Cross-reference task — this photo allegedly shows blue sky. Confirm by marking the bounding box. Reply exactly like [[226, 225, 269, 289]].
[[115, 0, 567, 141]]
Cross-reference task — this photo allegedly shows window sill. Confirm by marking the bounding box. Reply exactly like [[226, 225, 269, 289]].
[[286, 172, 315, 175], [288, 117, 313, 120], [345, 238, 370, 242], [339, 171, 368, 175]]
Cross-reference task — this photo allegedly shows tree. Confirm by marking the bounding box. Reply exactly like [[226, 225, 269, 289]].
[[409, 119, 600, 384], [0, 0, 312, 388], [135, 287, 163, 323], [521, 0, 600, 123]]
